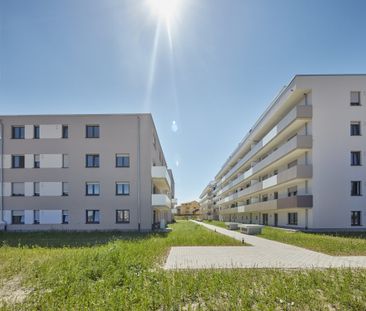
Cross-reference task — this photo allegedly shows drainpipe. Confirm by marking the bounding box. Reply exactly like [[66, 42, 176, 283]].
[[137, 116, 141, 232], [0, 119, 5, 229]]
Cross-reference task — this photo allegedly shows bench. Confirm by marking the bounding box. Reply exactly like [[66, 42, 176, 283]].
[[224, 222, 240, 230], [238, 224, 263, 235]]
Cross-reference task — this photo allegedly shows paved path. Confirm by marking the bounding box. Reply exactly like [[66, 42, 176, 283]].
[[164, 221, 366, 269]]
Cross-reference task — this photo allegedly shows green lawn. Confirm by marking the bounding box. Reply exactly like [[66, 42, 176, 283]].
[[204, 219, 366, 256], [259, 226, 366, 256], [0, 221, 365, 310]]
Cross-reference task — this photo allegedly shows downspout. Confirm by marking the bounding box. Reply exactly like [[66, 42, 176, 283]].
[[0, 119, 4, 228], [137, 116, 141, 232]]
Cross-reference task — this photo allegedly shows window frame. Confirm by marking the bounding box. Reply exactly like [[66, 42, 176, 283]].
[[34, 154, 40, 168], [351, 151, 361, 166], [34, 182, 40, 196], [288, 212, 298, 225], [115, 154, 130, 168], [351, 211, 362, 226], [33, 210, 40, 224], [11, 155, 25, 169], [34, 125, 40, 139], [86, 182, 100, 196], [351, 181, 362, 196], [86, 125, 100, 138], [350, 122, 361, 136], [11, 126, 25, 139], [350, 91, 361, 106], [62, 125, 69, 139], [116, 209, 130, 224], [11, 182, 25, 197], [116, 182, 130, 196], [85, 154, 100, 168], [12, 210, 25, 224], [86, 210, 100, 224], [62, 210, 69, 224]]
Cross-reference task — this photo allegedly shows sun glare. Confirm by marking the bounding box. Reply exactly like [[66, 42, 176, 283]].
[[148, 0, 182, 21]]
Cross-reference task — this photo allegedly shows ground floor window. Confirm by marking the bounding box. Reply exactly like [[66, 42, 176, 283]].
[[12, 210, 24, 224], [351, 211, 361, 226], [86, 210, 100, 224], [34, 210, 40, 224], [62, 210, 69, 224], [262, 213, 268, 225], [288, 212, 298, 225], [116, 210, 130, 223]]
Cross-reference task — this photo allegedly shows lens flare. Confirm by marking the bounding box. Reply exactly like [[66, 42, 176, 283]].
[[148, 0, 182, 22]]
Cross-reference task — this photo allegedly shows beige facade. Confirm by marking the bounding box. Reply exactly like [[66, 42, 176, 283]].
[[201, 75, 366, 230], [0, 114, 176, 231], [176, 201, 200, 216]]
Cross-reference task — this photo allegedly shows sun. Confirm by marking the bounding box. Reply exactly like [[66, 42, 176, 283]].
[[148, 0, 182, 22]]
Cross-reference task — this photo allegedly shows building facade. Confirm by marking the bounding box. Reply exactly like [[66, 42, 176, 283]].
[[176, 201, 200, 216], [0, 114, 176, 231], [201, 75, 366, 230], [199, 182, 219, 220]]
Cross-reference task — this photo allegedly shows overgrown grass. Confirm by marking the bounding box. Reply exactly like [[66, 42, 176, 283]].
[[259, 226, 366, 256], [0, 221, 365, 310], [203, 220, 229, 229]]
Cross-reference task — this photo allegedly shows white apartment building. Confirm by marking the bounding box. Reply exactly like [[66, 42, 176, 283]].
[[0, 114, 176, 231], [201, 75, 366, 230]]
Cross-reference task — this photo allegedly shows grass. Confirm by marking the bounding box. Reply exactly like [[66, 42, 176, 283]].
[[204, 219, 366, 256], [0, 221, 365, 310], [259, 226, 366, 256]]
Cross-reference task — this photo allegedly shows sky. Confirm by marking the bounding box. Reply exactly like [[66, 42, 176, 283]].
[[1, 0, 366, 203]]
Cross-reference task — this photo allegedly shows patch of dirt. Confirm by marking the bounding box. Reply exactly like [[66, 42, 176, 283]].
[[0, 275, 33, 306]]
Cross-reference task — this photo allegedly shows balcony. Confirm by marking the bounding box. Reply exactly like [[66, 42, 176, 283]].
[[152, 166, 171, 190], [219, 195, 313, 214], [218, 105, 312, 187], [217, 140, 312, 205], [152, 194, 171, 209]]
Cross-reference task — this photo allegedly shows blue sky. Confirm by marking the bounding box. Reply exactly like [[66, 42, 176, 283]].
[[1, 0, 366, 203]]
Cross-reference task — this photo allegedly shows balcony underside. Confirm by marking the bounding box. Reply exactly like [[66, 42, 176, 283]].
[[219, 195, 313, 215]]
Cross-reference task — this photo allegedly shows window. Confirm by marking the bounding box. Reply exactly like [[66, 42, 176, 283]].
[[63, 154, 69, 168], [34, 210, 40, 224], [288, 186, 297, 197], [288, 212, 298, 225], [12, 155, 24, 168], [351, 211, 361, 226], [86, 125, 99, 138], [116, 210, 130, 223], [262, 194, 268, 202], [34, 125, 40, 139], [116, 154, 130, 167], [262, 213, 268, 225], [86, 210, 100, 224], [274, 192, 278, 199], [34, 182, 40, 196], [12, 211, 24, 224], [86, 154, 99, 168], [351, 151, 361, 166], [86, 182, 100, 196], [350, 122, 361, 136], [351, 181, 362, 196], [34, 154, 40, 168], [350, 91, 361, 106], [62, 182, 69, 196], [12, 126, 24, 139], [62, 125, 68, 139], [273, 169, 278, 176], [288, 160, 298, 169], [12, 182, 25, 196], [116, 182, 130, 196], [62, 210, 69, 224]]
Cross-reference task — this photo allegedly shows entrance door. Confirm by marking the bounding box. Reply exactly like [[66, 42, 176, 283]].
[[274, 213, 278, 227]]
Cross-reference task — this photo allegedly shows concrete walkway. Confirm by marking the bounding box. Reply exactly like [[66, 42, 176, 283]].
[[164, 221, 366, 269]]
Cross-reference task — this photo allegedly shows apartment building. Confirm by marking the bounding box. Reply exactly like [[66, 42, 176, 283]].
[[0, 114, 176, 231], [201, 75, 366, 230], [199, 182, 219, 220]]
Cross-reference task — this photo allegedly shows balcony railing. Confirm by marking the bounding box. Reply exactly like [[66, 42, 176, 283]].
[[219, 195, 313, 214], [152, 166, 171, 190], [218, 105, 312, 187], [152, 194, 171, 209]]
